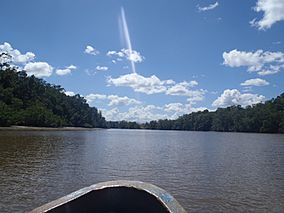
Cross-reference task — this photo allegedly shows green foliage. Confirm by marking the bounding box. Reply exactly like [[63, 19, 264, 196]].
[[143, 96, 284, 134], [0, 56, 106, 128], [106, 120, 141, 129]]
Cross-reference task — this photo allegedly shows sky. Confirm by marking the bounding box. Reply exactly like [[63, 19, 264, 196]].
[[1, 0, 284, 122]]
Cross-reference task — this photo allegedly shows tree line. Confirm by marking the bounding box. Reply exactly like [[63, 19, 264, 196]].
[[108, 94, 284, 133], [0, 53, 106, 128]]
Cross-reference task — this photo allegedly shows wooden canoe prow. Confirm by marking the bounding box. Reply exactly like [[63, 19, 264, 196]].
[[30, 180, 186, 213]]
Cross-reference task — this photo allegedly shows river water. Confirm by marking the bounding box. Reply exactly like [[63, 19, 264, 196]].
[[0, 129, 283, 212]]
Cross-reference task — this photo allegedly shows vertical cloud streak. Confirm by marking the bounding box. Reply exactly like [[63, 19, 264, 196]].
[[120, 7, 136, 73]]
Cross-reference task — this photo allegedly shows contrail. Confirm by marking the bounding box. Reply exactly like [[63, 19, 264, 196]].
[[120, 7, 136, 73]]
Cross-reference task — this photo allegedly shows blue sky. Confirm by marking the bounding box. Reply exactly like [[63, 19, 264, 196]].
[[1, 0, 284, 122]]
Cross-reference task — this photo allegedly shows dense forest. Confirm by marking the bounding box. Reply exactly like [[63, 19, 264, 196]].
[[108, 94, 284, 133], [0, 53, 106, 128]]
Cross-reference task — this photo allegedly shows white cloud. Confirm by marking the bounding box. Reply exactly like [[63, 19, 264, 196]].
[[24, 62, 53, 78], [189, 80, 198, 87], [223, 49, 284, 75], [101, 105, 166, 122], [164, 79, 176, 85], [164, 102, 191, 119], [86, 93, 140, 106], [164, 103, 184, 112], [86, 94, 107, 103], [250, 0, 284, 30], [84, 45, 99, 55], [56, 65, 77, 76], [100, 102, 207, 122], [186, 90, 207, 103], [0, 42, 35, 64], [198, 2, 219, 11], [242, 86, 253, 93], [166, 81, 198, 96], [166, 81, 206, 103], [107, 73, 167, 94], [106, 48, 144, 63], [120, 105, 166, 122], [0, 42, 55, 78], [96, 66, 108, 71], [107, 73, 206, 103], [212, 89, 265, 107], [107, 95, 141, 106], [121, 49, 143, 63], [101, 108, 121, 121], [107, 50, 124, 58], [65, 91, 75, 96], [257, 64, 284, 75], [240, 78, 269, 86]]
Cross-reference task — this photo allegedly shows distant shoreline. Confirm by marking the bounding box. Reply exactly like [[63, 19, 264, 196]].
[[0, 126, 102, 131]]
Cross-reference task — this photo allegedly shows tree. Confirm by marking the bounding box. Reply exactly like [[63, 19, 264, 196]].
[[0, 53, 106, 128]]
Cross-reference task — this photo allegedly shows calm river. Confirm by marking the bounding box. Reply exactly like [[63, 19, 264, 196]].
[[0, 129, 284, 212]]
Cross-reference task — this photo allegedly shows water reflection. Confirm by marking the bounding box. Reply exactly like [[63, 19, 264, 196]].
[[0, 130, 284, 212]]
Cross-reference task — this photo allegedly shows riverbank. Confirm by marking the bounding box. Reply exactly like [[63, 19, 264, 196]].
[[0, 126, 102, 131]]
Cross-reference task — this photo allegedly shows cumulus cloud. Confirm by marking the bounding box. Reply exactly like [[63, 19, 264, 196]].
[[107, 73, 206, 103], [106, 48, 144, 63], [122, 49, 143, 63], [107, 50, 124, 58], [164, 103, 192, 118], [65, 91, 75, 96], [0, 42, 35, 64], [96, 66, 108, 71], [250, 0, 284, 30], [212, 89, 265, 108], [100, 102, 207, 122], [186, 90, 207, 103], [166, 81, 206, 103], [84, 45, 99, 55], [164, 79, 176, 85], [85, 94, 107, 103], [164, 103, 184, 112], [118, 105, 166, 122], [24, 62, 53, 78], [56, 65, 77, 76], [86, 93, 141, 106], [100, 108, 121, 121], [107, 73, 167, 94], [257, 64, 284, 75], [101, 105, 166, 122], [223, 49, 284, 75], [108, 95, 141, 106], [166, 81, 198, 96], [240, 78, 269, 86], [198, 2, 219, 11]]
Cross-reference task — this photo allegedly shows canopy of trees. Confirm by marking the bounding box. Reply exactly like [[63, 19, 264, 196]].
[[0, 53, 106, 128], [106, 121, 141, 129], [142, 95, 284, 133], [108, 95, 284, 134]]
